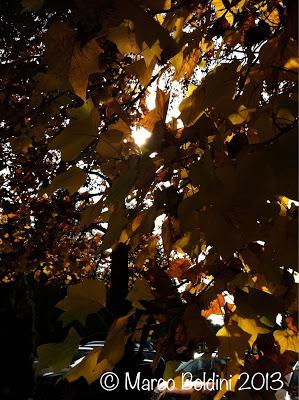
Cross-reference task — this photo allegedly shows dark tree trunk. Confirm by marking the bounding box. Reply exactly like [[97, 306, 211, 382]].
[[108, 243, 130, 318]]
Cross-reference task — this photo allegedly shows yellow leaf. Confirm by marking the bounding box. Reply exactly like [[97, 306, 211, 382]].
[[96, 119, 130, 159], [231, 313, 270, 347], [212, 0, 226, 19], [114, 0, 178, 63], [80, 200, 103, 228], [50, 99, 99, 161], [106, 167, 137, 204], [100, 206, 127, 250], [163, 360, 180, 380], [65, 349, 111, 384], [174, 232, 191, 252], [40, 166, 86, 195], [35, 23, 101, 99], [217, 321, 250, 373], [228, 105, 256, 125], [108, 20, 141, 55], [100, 312, 133, 365], [126, 58, 155, 86], [274, 329, 299, 354], [66, 312, 133, 384], [284, 57, 299, 71], [138, 88, 170, 132], [266, 8, 280, 27], [56, 279, 106, 319], [179, 61, 239, 126], [126, 278, 154, 309], [119, 229, 129, 243], [131, 213, 144, 232], [69, 39, 102, 100], [37, 328, 80, 373], [212, 0, 245, 26]]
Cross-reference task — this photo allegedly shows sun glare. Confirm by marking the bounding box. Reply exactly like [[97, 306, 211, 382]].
[[132, 126, 151, 146]]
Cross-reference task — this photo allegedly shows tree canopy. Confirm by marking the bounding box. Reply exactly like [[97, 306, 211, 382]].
[[0, 0, 298, 397]]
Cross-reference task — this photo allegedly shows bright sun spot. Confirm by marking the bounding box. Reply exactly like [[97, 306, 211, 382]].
[[132, 126, 151, 146]]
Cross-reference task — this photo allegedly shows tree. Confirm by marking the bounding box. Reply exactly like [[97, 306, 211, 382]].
[[0, 0, 298, 398]]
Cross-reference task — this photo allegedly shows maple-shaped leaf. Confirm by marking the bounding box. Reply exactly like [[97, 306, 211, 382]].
[[126, 278, 154, 310], [212, 0, 246, 26], [114, 0, 179, 64], [35, 22, 102, 100], [37, 327, 81, 373], [40, 166, 86, 196], [126, 58, 155, 86], [50, 99, 99, 161], [217, 321, 250, 375], [183, 303, 219, 351], [80, 200, 104, 229], [179, 61, 239, 126], [108, 20, 141, 56], [100, 206, 127, 250], [202, 293, 227, 318], [274, 329, 299, 354], [231, 313, 270, 347], [96, 119, 131, 159], [139, 88, 170, 133], [56, 279, 106, 325], [65, 348, 111, 385], [105, 166, 137, 204], [69, 39, 103, 101], [65, 312, 133, 384], [167, 258, 191, 280]]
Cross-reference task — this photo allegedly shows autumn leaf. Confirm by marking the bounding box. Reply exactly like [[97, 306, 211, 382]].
[[163, 360, 180, 380], [274, 329, 299, 354], [37, 328, 81, 373], [139, 88, 170, 132], [65, 348, 111, 384], [114, 0, 179, 64], [217, 321, 250, 375], [50, 99, 99, 161], [40, 166, 86, 195], [96, 119, 130, 159], [231, 313, 270, 347], [35, 22, 102, 100], [126, 278, 154, 309], [56, 279, 106, 326], [65, 312, 133, 384], [69, 39, 103, 101], [167, 258, 191, 280], [179, 61, 240, 126], [108, 20, 141, 56], [105, 167, 137, 204], [100, 206, 127, 250]]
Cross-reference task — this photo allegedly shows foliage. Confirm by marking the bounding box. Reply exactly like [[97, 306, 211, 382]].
[[0, 0, 298, 396]]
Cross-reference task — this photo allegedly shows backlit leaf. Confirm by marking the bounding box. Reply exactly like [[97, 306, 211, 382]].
[[274, 329, 299, 354], [50, 99, 99, 161], [37, 328, 80, 373], [40, 166, 86, 195], [56, 279, 106, 323], [126, 278, 154, 309]]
